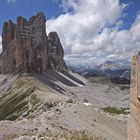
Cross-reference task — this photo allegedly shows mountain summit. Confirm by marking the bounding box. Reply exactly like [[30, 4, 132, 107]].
[[98, 60, 124, 70], [0, 12, 66, 74]]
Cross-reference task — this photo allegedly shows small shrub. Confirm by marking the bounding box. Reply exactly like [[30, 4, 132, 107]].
[[30, 94, 39, 106]]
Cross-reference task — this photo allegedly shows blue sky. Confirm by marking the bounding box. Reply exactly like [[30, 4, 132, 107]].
[[0, 0, 140, 66], [0, 0, 62, 32], [0, 0, 139, 31], [120, 0, 140, 29]]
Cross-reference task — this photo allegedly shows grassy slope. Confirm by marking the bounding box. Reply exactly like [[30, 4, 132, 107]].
[[0, 75, 37, 120]]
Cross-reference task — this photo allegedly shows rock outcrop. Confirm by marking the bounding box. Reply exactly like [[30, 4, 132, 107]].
[[48, 32, 66, 71], [0, 12, 66, 74], [128, 54, 140, 140]]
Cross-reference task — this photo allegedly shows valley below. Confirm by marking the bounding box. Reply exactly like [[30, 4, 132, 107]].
[[0, 70, 129, 140]]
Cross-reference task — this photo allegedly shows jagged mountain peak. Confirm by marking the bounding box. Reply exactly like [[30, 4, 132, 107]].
[[0, 12, 66, 74], [104, 60, 115, 64], [99, 60, 124, 70]]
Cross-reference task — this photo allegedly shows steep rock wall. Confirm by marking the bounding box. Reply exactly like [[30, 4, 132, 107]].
[[0, 12, 66, 74], [128, 54, 140, 140]]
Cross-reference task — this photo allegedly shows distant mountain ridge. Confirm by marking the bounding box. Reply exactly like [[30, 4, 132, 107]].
[[98, 60, 127, 70], [69, 60, 130, 82]]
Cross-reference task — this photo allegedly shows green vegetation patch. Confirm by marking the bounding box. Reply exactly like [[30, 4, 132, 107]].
[[0, 75, 36, 121], [0, 87, 34, 120], [102, 107, 128, 115]]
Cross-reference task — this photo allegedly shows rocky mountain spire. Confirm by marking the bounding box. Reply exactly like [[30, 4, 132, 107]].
[[0, 12, 66, 74]]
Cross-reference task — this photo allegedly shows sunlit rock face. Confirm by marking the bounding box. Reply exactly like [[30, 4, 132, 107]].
[[1, 12, 66, 74], [128, 54, 140, 140]]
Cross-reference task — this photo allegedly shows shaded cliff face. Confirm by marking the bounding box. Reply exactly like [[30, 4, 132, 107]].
[[1, 12, 66, 74], [48, 32, 66, 71]]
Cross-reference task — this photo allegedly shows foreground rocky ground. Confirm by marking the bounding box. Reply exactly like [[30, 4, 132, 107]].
[[0, 70, 129, 140]]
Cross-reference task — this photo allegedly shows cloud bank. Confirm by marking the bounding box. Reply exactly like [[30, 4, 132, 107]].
[[46, 0, 140, 66]]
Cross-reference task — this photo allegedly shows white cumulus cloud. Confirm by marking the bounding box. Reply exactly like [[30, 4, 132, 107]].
[[46, 0, 140, 66], [7, 0, 16, 3]]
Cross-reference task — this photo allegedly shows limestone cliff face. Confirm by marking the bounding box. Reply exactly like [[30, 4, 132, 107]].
[[0, 12, 66, 74], [128, 54, 140, 140], [48, 32, 65, 71]]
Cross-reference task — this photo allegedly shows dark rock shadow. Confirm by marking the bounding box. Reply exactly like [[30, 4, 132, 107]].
[[34, 70, 86, 94], [62, 70, 85, 86], [46, 70, 77, 86], [35, 72, 66, 94]]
